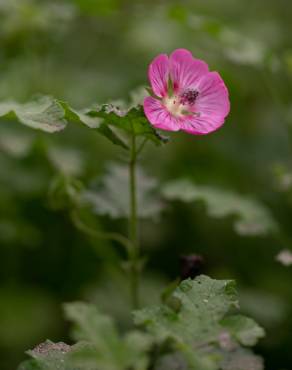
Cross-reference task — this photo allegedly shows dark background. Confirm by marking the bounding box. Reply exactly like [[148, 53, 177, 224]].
[[0, 1, 292, 369]]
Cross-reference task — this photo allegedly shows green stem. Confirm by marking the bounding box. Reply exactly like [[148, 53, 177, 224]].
[[136, 138, 148, 158], [129, 133, 140, 309]]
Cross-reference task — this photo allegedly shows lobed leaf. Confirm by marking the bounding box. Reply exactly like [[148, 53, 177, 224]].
[[18, 340, 81, 370], [81, 163, 164, 219], [0, 96, 168, 149], [162, 179, 277, 236], [63, 302, 152, 370], [85, 104, 168, 147], [60, 100, 168, 149], [47, 146, 85, 177], [134, 275, 264, 370], [59, 101, 129, 150], [134, 276, 238, 345], [0, 96, 67, 133], [220, 348, 264, 370], [0, 129, 34, 158], [221, 315, 265, 347]]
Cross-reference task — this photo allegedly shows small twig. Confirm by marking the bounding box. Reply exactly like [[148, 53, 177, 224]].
[[70, 210, 133, 254]]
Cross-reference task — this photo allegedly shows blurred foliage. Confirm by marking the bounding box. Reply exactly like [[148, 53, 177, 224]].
[[162, 179, 278, 236], [82, 163, 164, 219], [18, 276, 264, 370], [0, 0, 292, 369]]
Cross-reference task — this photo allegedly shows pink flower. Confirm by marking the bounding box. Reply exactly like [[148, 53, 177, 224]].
[[143, 49, 230, 135]]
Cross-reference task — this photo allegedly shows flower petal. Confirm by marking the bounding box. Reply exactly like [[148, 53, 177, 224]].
[[148, 54, 169, 98], [179, 72, 230, 135], [143, 96, 180, 131], [179, 114, 225, 135], [169, 49, 209, 93], [196, 71, 230, 119]]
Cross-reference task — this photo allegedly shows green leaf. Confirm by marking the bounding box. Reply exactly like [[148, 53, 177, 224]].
[[64, 302, 119, 345], [134, 276, 238, 345], [220, 348, 264, 370], [162, 179, 277, 236], [47, 146, 85, 176], [18, 340, 80, 370], [218, 28, 266, 66], [81, 163, 164, 219], [221, 316, 265, 346], [0, 96, 168, 149], [60, 101, 168, 150], [64, 302, 152, 370], [0, 128, 34, 158], [134, 276, 264, 370], [27, 340, 72, 360], [86, 104, 168, 146], [59, 101, 129, 150], [88, 270, 168, 327], [0, 96, 67, 133]]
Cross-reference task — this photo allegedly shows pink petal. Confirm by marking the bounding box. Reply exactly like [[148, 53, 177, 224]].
[[179, 115, 225, 135], [143, 96, 180, 131], [179, 72, 230, 135], [148, 54, 169, 98], [169, 49, 209, 93], [196, 71, 230, 119]]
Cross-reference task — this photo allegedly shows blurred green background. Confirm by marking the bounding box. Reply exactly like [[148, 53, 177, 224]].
[[0, 0, 292, 369]]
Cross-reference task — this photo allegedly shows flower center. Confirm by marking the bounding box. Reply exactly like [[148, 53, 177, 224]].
[[163, 89, 199, 117], [163, 97, 181, 117], [179, 89, 199, 106]]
